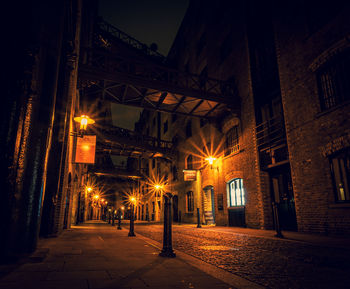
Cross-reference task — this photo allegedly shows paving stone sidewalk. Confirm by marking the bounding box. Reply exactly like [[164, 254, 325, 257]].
[[132, 222, 350, 289], [0, 221, 263, 289]]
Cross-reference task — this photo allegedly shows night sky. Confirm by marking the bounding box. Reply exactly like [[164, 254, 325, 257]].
[[98, 0, 189, 164], [98, 0, 189, 131]]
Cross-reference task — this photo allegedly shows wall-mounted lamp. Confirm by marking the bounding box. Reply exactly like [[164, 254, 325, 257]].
[[74, 114, 95, 133]]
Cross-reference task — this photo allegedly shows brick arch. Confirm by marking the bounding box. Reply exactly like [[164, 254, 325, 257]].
[[308, 35, 350, 72], [224, 170, 243, 183]]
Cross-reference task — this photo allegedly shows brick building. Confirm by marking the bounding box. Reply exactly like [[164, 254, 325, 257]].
[[135, 0, 350, 235]]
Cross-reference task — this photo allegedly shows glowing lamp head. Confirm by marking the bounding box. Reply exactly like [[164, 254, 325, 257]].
[[93, 194, 99, 200], [74, 114, 95, 131], [205, 156, 216, 165], [130, 197, 136, 204], [154, 184, 163, 190], [86, 187, 92, 193], [121, 206, 125, 210]]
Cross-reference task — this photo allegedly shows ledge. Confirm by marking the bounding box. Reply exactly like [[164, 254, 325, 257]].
[[329, 203, 350, 209]]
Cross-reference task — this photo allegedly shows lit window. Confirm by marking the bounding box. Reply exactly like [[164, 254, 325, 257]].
[[330, 148, 350, 202], [227, 178, 245, 207], [186, 191, 194, 212]]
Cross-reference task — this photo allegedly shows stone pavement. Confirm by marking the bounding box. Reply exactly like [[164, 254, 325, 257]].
[[131, 222, 350, 289], [0, 221, 263, 289]]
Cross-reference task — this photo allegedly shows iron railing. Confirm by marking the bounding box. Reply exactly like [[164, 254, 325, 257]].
[[256, 115, 286, 150]]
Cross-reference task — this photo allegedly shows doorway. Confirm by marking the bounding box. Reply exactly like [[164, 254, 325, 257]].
[[269, 164, 297, 231], [203, 185, 215, 224]]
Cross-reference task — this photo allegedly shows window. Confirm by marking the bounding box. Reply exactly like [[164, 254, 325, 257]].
[[163, 120, 168, 134], [227, 178, 245, 207], [317, 49, 350, 111], [186, 154, 193, 170], [186, 120, 192, 138], [330, 148, 350, 202], [225, 125, 240, 156], [186, 191, 194, 212]]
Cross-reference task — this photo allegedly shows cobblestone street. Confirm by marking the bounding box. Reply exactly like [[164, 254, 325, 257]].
[[131, 223, 350, 289]]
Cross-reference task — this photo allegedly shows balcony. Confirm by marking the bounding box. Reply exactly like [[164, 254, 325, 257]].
[[255, 115, 288, 169]]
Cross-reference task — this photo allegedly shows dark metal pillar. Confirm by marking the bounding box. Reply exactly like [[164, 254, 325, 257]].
[[128, 205, 136, 237], [197, 208, 202, 228], [159, 194, 176, 258], [117, 210, 122, 230]]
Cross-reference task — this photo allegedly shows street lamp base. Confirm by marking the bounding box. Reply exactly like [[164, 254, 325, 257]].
[[117, 226, 122, 230], [128, 232, 136, 237], [159, 250, 176, 258]]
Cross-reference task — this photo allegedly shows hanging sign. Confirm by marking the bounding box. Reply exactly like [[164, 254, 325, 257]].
[[74, 135, 96, 164], [183, 169, 197, 181]]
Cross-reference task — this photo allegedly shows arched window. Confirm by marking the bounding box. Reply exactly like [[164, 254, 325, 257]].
[[186, 154, 193, 169], [227, 178, 245, 207], [186, 191, 194, 212]]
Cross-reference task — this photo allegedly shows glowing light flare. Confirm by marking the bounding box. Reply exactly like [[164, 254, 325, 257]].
[[121, 206, 125, 210], [205, 156, 217, 165], [93, 194, 100, 200], [143, 173, 169, 199], [74, 114, 95, 131], [180, 129, 225, 168], [86, 187, 92, 193], [154, 184, 164, 190]]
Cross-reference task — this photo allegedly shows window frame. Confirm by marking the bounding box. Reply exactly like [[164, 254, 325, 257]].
[[227, 178, 245, 207], [186, 191, 194, 212], [186, 154, 193, 170], [225, 125, 240, 156], [317, 49, 350, 111], [329, 148, 350, 203]]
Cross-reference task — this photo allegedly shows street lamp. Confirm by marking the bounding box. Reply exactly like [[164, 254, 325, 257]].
[[128, 196, 136, 237], [155, 183, 176, 258], [74, 114, 95, 132], [205, 156, 217, 166]]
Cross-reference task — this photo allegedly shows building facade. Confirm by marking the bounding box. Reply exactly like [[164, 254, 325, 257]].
[[135, 0, 350, 235]]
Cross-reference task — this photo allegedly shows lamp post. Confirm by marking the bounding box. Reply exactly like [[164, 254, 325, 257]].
[[155, 184, 176, 258], [128, 197, 136, 237]]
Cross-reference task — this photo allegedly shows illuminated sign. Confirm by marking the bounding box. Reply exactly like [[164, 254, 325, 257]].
[[183, 169, 197, 181], [74, 135, 96, 164]]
